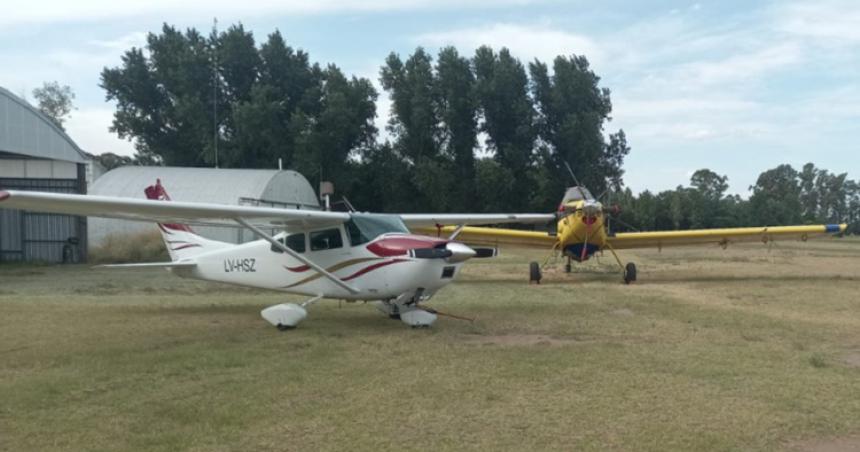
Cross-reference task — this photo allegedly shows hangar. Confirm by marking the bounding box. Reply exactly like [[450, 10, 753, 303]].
[[88, 166, 320, 246], [0, 86, 91, 263]]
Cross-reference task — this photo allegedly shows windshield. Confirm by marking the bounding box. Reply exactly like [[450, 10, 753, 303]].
[[345, 214, 410, 246], [562, 186, 595, 203]]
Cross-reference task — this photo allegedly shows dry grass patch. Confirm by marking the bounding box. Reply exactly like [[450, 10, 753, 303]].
[[88, 230, 169, 263], [1, 237, 860, 451]]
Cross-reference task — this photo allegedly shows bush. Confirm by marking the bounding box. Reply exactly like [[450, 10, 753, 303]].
[[88, 231, 168, 264]]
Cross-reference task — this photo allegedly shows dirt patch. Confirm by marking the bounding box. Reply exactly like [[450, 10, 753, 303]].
[[461, 334, 581, 347], [789, 435, 860, 452]]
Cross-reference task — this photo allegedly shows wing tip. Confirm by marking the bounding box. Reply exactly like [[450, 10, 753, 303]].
[[0, 190, 9, 202], [827, 224, 847, 234]]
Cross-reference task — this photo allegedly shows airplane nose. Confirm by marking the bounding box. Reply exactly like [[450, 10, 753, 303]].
[[583, 201, 603, 217], [445, 242, 476, 263]]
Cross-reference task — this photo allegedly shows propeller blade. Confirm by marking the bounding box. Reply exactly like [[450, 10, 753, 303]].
[[473, 248, 498, 258]]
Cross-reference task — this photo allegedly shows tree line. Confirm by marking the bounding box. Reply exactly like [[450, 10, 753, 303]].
[[98, 23, 627, 214], [609, 164, 859, 234], [83, 23, 856, 232]]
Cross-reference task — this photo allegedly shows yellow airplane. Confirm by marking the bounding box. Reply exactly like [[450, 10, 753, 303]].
[[415, 185, 847, 284]]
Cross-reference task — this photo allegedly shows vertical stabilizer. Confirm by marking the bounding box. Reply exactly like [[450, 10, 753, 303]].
[[144, 179, 230, 260]]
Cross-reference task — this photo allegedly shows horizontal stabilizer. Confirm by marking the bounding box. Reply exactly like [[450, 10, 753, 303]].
[[97, 261, 197, 269]]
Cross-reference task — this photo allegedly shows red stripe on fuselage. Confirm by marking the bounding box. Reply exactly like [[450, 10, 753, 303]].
[[171, 243, 202, 251], [0, 191, 10, 202], [285, 264, 311, 272]]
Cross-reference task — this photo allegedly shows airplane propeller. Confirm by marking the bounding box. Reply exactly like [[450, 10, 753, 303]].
[[408, 242, 495, 262]]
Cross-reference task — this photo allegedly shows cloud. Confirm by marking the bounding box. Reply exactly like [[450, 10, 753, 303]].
[[64, 107, 136, 156], [776, 0, 860, 43], [414, 23, 601, 66], [89, 32, 148, 51], [0, 0, 541, 26]]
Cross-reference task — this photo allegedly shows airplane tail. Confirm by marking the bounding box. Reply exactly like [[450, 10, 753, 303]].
[[144, 179, 230, 261]]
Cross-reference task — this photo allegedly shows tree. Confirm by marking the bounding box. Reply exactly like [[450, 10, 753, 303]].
[[690, 169, 729, 200], [687, 169, 731, 228], [475, 158, 516, 213], [379, 47, 482, 212], [435, 47, 478, 211], [32, 82, 75, 130], [101, 23, 375, 174], [529, 55, 627, 206], [474, 47, 536, 211], [749, 164, 802, 226], [380, 48, 440, 164], [292, 65, 377, 185], [798, 163, 819, 221]]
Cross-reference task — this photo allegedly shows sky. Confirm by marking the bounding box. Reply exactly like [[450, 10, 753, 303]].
[[0, 0, 857, 197]]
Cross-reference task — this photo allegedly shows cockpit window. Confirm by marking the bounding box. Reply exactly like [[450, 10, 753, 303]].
[[271, 233, 306, 253], [345, 214, 410, 246], [310, 228, 343, 251], [562, 187, 595, 203]]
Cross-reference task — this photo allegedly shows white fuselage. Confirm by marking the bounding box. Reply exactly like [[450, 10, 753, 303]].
[[174, 233, 464, 301]]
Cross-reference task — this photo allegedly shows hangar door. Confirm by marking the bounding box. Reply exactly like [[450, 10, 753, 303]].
[[0, 178, 87, 263]]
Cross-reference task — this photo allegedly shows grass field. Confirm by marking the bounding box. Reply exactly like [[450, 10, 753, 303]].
[[2, 238, 860, 451]]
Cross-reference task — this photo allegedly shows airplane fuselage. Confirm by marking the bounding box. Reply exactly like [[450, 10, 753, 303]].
[[172, 233, 466, 301], [556, 199, 610, 262]]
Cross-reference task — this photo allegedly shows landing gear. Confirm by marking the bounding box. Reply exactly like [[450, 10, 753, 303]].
[[624, 262, 637, 284], [604, 242, 637, 285], [261, 294, 323, 330], [564, 256, 572, 274], [529, 261, 542, 284], [375, 291, 439, 328], [262, 303, 308, 330]]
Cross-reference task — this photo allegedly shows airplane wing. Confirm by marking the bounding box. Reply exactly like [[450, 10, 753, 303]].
[[410, 225, 557, 248], [605, 224, 847, 250], [0, 190, 349, 230], [415, 224, 847, 250], [400, 213, 555, 228]]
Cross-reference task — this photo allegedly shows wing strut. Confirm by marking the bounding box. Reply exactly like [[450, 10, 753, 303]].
[[234, 218, 360, 294]]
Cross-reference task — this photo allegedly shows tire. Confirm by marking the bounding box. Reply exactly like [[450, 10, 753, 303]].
[[624, 262, 637, 284], [529, 261, 542, 284]]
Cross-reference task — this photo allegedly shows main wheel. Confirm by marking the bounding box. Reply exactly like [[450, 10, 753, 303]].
[[624, 262, 637, 284], [277, 324, 296, 331], [529, 261, 542, 284]]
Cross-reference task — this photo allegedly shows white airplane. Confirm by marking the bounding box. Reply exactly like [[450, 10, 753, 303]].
[[0, 181, 553, 329]]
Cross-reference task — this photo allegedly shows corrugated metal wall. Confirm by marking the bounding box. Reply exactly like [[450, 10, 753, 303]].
[[0, 177, 87, 263]]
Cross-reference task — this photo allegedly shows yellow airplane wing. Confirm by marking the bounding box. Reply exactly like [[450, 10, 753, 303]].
[[606, 224, 847, 250], [413, 224, 847, 250], [411, 225, 556, 249]]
